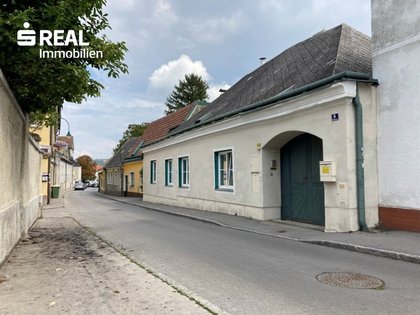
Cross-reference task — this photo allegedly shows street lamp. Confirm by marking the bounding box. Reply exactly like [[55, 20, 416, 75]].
[[60, 117, 71, 136]]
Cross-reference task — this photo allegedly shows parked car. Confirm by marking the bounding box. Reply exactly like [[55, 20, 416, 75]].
[[74, 181, 85, 190]]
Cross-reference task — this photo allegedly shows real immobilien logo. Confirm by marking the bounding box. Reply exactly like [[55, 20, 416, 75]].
[[17, 22, 103, 59]]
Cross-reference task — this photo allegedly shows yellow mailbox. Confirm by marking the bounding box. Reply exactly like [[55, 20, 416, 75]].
[[319, 161, 336, 182]]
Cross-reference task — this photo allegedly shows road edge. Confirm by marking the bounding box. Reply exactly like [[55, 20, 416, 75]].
[[69, 215, 229, 315], [95, 192, 420, 265]]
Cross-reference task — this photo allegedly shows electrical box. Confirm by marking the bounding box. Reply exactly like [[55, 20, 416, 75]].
[[250, 157, 260, 173], [319, 161, 336, 182]]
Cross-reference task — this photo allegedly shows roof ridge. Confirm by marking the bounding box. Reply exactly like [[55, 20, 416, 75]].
[[151, 23, 372, 142], [131, 138, 144, 157], [332, 24, 346, 75]]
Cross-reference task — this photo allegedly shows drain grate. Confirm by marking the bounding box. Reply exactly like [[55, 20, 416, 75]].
[[316, 272, 384, 289], [108, 208, 123, 211]]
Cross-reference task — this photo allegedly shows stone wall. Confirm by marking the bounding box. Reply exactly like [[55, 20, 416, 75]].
[[0, 69, 42, 264]]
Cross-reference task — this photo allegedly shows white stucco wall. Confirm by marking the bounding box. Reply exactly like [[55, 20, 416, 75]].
[[0, 70, 42, 264], [372, 0, 420, 210], [143, 82, 378, 232], [57, 156, 75, 192], [74, 165, 82, 183], [21, 138, 43, 234]]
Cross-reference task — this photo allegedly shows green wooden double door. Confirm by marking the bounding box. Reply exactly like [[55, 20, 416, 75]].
[[281, 134, 325, 226]]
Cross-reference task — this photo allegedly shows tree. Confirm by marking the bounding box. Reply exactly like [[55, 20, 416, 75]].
[[165, 73, 209, 114], [113, 123, 149, 154], [76, 155, 97, 180], [0, 0, 128, 118]]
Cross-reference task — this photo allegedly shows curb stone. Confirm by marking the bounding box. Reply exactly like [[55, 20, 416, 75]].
[[95, 193, 420, 265], [303, 240, 420, 264], [70, 216, 229, 315]]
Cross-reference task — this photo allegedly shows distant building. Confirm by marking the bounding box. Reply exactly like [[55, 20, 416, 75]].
[[55, 135, 78, 192], [103, 137, 139, 196], [121, 137, 144, 197], [102, 102, 207, 197]]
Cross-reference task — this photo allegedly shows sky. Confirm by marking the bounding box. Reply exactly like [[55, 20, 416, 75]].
[[62, 0, 371, 159]]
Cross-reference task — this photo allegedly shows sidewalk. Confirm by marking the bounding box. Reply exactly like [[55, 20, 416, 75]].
[[2, 194, 419, 315], [0, 199, 219, 314], [42, 192, 66, 210], [99, 193, 420, 264]]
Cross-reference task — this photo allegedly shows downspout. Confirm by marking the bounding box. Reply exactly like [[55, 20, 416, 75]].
[[47, 125, 53, 205], [353, 85, 369, 231]]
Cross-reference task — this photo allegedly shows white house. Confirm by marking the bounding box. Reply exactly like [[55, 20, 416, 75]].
[[372, 0, 420, 232], [142, 24, 379, 232]]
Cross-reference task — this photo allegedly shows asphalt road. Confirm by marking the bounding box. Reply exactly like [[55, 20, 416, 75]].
[[59, 190, 420, 314]]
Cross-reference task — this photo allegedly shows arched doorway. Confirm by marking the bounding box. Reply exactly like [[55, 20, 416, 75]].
[[281, 133, 325, 225]]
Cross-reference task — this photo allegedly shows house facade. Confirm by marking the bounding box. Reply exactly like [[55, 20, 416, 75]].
[[55, 135, 78, 193], [30, 122, 78, 202], [122, 137, 144, 197], [103, 137, 139, 196], [372, 0, 420, 232], [33, 125, 54, 203], [102, 102, 207, 197], [143, 24, 379, 232]]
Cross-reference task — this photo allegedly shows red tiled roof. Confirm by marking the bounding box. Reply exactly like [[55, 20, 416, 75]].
[[142, 103, 198, 145], [116, 103, 204, 165]]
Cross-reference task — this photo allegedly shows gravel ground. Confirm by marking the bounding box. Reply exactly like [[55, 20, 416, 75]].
[[0, 217, 211, 315]]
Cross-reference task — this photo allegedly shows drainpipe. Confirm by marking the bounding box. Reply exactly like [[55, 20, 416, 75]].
[[47, 125, 53, 205], [353, 85, 368, 231]]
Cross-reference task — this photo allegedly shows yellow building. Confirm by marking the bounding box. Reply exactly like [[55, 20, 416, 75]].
[[30, 118, 77, 203], [121, 137, 144, 197], [30, 125, 55, 203]]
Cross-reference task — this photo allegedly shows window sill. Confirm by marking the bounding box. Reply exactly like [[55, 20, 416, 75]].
[[215, 188, 234, 192]]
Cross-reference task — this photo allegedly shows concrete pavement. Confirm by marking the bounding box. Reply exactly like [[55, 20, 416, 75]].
[[97, 192, 420, 264], [2, 190, 419, 314], [0, 192, 221, 315]]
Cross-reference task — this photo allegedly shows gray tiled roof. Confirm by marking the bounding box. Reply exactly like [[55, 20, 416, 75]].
[[104, 137, 139, 169], [171, 24, 372, 135]]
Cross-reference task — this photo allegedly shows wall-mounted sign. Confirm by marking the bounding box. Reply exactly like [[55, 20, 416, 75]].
[[319, 161, 336, 182], [39, 144, 51, 156], [270, 160, 277, 170], [331, 113, 339, 121], [42, 173, 49, 182]]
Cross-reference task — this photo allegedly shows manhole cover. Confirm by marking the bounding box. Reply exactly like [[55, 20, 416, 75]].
[[316, 272, 384, 289]]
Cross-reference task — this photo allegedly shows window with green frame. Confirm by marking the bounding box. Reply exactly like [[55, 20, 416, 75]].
[[214, 150, 234, 190], [165, 159, 173, 186], [178, 156, 189, 187], [150, 160, 157, 184]]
